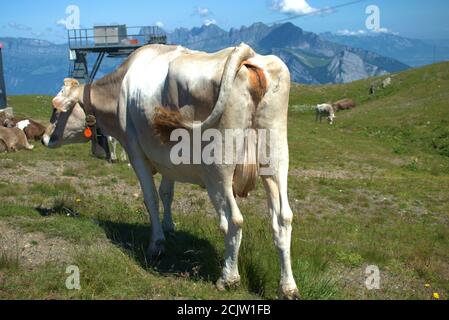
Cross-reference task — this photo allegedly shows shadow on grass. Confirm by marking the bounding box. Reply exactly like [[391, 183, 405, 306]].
[[98, 220, 222, 283], [35, 203, 80, 218]]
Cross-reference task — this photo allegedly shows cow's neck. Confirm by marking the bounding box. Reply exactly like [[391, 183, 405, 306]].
[[78, 83, 121, 140]]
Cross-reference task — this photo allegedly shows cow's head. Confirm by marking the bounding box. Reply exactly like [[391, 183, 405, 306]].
[[42, 78, 89, 148]]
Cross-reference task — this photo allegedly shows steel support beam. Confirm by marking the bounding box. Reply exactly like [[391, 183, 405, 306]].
[[0, 45, 7, 109], [89, 52, 105, 84]]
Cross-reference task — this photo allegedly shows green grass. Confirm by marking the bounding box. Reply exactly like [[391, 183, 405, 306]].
[[1, 62, 449, 300], [0, 248, 20, 271]]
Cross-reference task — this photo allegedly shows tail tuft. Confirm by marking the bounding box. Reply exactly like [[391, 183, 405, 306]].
[[153, 106, 186, 143], [233, 129, 258, 198]]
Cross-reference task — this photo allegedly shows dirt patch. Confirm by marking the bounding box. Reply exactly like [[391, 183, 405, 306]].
[[0, 160, 142, 204], [0, 220, 74, 269]]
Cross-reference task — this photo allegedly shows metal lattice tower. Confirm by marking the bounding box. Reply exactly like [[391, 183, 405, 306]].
[[0, 42, 7, 109], [68, 25, 166, 84], [67, 25, 166, 160]]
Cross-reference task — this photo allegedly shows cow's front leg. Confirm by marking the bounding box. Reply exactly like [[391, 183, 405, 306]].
[[159, 176, 175, 233], [127, 146, 165, 258], [108, 136, 118, 162], [206, 180, 244, 290]]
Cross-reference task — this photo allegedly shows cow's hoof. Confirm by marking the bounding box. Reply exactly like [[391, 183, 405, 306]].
[[147, 241, 166, 260], [278, 286, 300, 300], [216, 276, 241, 291]]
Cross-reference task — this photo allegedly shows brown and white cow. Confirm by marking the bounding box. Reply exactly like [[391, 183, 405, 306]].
[[42, 43, 299, 299], [4, 117, 46, 141]]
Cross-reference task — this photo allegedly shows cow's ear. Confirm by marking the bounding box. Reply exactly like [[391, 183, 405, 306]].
[[64, 78, 80, 87]]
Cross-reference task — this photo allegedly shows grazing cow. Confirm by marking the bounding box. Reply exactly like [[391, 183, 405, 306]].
[[382, 77, 392, 88], [332, 98, 356, 112], [0, 126, 34, 152], [42, 43, 299, 299], [316, 103, 336, 124]]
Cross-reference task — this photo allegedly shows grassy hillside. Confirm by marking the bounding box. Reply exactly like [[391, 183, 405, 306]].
[[1, 62, 448, 300]]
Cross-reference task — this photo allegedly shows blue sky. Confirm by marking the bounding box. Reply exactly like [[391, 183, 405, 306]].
[[1, 0, 448, 43]]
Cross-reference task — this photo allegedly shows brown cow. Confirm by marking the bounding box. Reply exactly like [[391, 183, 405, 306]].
[[0, 126, 34, 152], [332, 98, 356, 112]]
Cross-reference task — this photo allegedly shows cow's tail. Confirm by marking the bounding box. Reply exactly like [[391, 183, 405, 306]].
[[233, 62, 268, 198], [233, 129, 258, 198], [153, 43, 256, 140]]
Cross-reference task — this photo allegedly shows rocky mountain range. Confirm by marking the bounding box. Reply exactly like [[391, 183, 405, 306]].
[[166, 22, 409, 84], [1, 22, 412, 95], [320, 32, 449, 67]]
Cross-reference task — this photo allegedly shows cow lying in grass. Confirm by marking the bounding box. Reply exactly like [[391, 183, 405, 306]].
[[332, 98, 356, 112], [0, 107, 46, 141], [315, 103, 336, 124], [4, 117, 46, 141], [0, 126, 34, 152]]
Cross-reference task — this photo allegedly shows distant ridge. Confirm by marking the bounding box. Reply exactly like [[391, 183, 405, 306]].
[[1, 22, 410, 95]]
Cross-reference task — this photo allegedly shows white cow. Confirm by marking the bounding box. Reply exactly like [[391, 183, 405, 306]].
[[42, 43, 299, 299], [316, 103, 336, 124]]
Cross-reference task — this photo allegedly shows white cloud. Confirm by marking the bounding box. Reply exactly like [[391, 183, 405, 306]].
[[336, 28, 399, 36], [203, 19, 217, 26], [272, 0, 317, 15], [194, 6, 212, 17], [155, 21, 164, 28], [373, 27, 395, 34], [337, 29, 367, 36]]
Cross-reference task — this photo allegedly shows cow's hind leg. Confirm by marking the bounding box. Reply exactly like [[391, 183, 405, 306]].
[[206, 180, 244, 290], [261, 142, 299, 300], [127, 144, 166, 258], [159, 176, 175, 233]]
